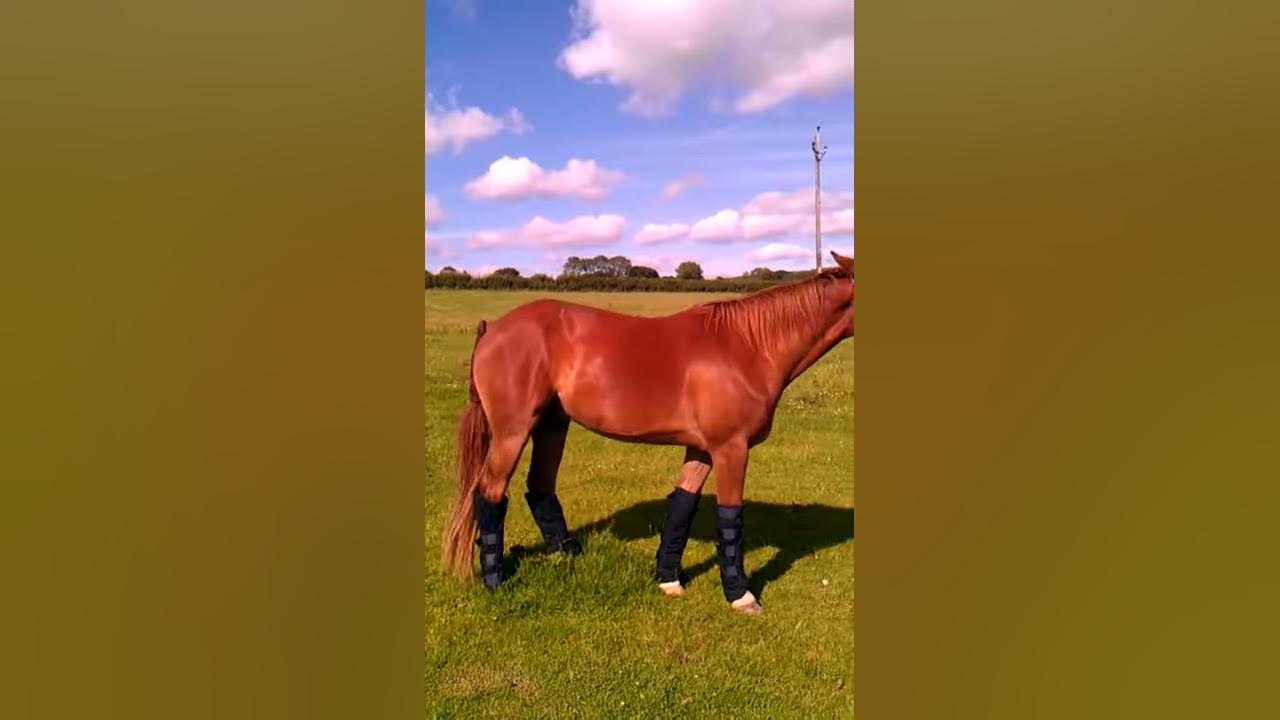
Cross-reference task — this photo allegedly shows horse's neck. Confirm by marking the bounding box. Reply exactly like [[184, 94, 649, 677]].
[[762, 304, 844, 389], [701, 283, 839, 391], [783, 319, 845, 387]]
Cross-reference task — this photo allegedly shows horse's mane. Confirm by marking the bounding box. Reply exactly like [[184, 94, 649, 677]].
[[698, 269, 846, 350]]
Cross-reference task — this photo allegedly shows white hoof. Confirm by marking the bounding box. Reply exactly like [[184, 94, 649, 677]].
[[730, 591, 763, 615], [658, 580, 686, 597]]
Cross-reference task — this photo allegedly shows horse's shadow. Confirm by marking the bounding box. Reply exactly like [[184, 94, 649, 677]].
[[568, 500, 855, 598]]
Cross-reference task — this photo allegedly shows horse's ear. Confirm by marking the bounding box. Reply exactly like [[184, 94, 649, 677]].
[[830, 251, 854, 277]]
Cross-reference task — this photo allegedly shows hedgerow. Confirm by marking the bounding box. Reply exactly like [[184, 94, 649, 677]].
[[425, 271, 812, 293]]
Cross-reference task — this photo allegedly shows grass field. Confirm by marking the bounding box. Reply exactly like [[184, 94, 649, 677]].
[[425, 290, 854, 718]]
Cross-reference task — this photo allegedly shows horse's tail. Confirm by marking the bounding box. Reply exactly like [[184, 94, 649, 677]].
[[442, 320, 491, 581]]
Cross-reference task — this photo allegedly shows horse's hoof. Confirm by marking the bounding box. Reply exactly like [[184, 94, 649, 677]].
[[730, 591, 763, 615], [658, 581, 686, 598], [557, 538, 583, 556]]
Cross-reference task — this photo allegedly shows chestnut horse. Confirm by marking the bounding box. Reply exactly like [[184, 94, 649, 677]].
[[442, 251, 854, 615]]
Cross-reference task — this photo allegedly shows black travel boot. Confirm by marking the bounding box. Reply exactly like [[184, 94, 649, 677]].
[[473, 491, 508, 590], [524, 491, 582, 556], [655, 488, 701, 589], [717, 503, 761, 614]]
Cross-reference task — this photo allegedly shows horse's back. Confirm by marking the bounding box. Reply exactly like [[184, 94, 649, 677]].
[[491, 297, 661, 325], [480, 298, 706, 442], [488, 298, 694, 343]]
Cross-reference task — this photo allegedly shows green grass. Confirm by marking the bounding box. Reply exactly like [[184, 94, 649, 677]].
[[425, 290, 854, 718]]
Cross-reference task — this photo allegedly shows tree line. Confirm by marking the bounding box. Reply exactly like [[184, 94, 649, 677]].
[[425, 256, 815, 293], [558, 255, 707, 280]]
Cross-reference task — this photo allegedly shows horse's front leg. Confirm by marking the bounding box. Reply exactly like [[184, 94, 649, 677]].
[[710, 440, 762, 615], [655, 448, 711, 597]]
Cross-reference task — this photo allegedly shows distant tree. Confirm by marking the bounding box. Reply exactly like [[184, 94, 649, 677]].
[[492, 267, 521, 277], [746, 266, 789, 281], [563, 254, 635, 277], [589, 254, 609, 276], [440, 265, 459, 274], [529, 273, 551, 282], [676, 261, 704, 280], [627, 265, 659, 278], [608, 255, 632, 277]]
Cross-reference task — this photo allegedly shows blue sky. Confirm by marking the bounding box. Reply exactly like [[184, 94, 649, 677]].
[[425, 0, 854, 278]]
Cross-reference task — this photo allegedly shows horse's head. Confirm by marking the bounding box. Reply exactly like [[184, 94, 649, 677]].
[[820, 251, 855, 339]]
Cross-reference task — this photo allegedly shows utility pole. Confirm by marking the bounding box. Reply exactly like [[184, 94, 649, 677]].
[[812, 126, 828, 273]]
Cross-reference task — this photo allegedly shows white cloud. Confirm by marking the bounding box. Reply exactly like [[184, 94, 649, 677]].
[[463, 156, 624, 201], [425, 232, 459, 262], [661, 171, 704, 200], [673, 186, 853, 244], [425, 100, 530, 156], [465, 214, 626, 249], [733, 36, 855, 113], [559, 0, 854, 115], [742, 188, 855, 216], [424, 194, 446, 227], [742, 213, 805, 240], [825, 208, 855, 236], [748, 242, 811, 263], [689, 209, 741, 242], [634, 222, 690, 245]]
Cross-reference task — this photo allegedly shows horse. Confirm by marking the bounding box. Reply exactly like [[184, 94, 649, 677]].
[[442, 251, 854, 615]]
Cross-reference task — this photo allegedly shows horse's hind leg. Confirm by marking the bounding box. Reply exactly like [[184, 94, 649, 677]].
[[472, 428, 532, 589], [469, 323, 556, 589], [655, 448, 712, 597], [524, 403, 580, 555]]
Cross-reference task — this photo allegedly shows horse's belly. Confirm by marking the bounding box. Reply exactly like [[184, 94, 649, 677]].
[[559, 388, 680, 437], [556, 362, 691, 443]]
